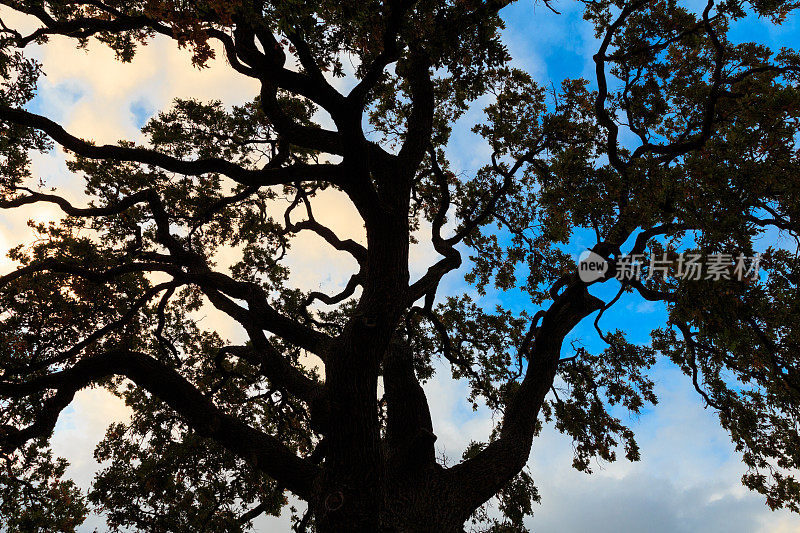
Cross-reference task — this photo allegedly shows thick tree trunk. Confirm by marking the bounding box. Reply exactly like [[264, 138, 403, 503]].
[[312, 336, 384, 531], [313, 467, 471, 532], [312, 339, 473, 532], [312, 172, 415, 529]]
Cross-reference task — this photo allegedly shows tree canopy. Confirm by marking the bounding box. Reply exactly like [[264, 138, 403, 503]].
[[1, 0, 800, 530]]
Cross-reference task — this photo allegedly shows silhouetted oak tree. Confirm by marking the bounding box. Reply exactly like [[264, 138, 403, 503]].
[[2, 0, 800, 530]]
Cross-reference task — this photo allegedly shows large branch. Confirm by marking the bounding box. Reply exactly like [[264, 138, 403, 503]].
[[3, 1, 346, 157], [0, 106, 341, 186], [347, 0, 416, 107], [0, 257, 178, 289], [383, 338, 436, 474], [221, 24, 348, 118], [184, 271, 333, 357], [2, 185, 335, 357], [0, 349, 320, 499], [1, 1, 172, 47], [440, 281, 602, 520], [592, 0, 649, 175], [199, 285, 328, 402], [397, 50, 435, 170]]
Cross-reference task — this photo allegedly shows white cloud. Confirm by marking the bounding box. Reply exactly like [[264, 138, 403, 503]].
[[50, 387, 131, 489], [635, 300, 659, 314], [2, 5, 799, 533], [523, 366, 799, 531]]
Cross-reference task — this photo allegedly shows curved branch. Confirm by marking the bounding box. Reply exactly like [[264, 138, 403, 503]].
[[347, 0, 416, 107], [441, 282, 603, 520], [283, 186, 368, 265], [592, 0, 649, 175], [628, 0, 727, 163], [305, 274, 362, 308], [286, 218, 367, 266], [7, 6, 171, 48], [0, 349, 320, 499], [406, 149, 531, 306], [0, 106, 341, 186], [675, 321, 723, 410]]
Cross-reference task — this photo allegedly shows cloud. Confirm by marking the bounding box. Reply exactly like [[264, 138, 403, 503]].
[[50, 388, 131, 531], [34, 35, 260, 145], [528, 470, 774, 533], [51, 388, 130, 487], [2, 5, 799, 533], [525, 366, 800, 532], [414, 359, 800, 532], [635, 300, 658, 314]]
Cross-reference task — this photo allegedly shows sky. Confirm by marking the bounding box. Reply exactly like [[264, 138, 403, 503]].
[[2, 1, 800, 531]]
